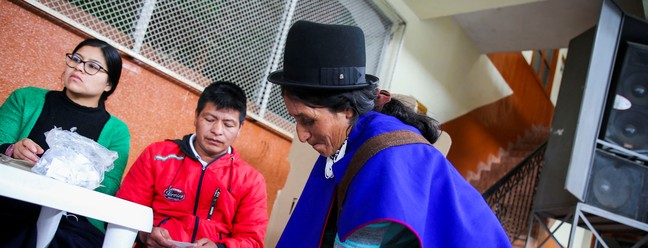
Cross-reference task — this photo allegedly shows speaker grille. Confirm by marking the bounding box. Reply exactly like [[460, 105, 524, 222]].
[[585, 150, 648, 223], [621, 73, 648, 107], [605, 42, 648, 154], [630, 48, 648, 66], [606, 110, 648, 151]]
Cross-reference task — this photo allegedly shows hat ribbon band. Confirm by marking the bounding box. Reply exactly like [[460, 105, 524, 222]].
[[284, 65, 367, 86], [320, 67, 366, 86]]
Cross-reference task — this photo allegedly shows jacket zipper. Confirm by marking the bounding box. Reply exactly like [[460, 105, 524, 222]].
[[190, 165, 208, 243], [190, 152, 229, 243]]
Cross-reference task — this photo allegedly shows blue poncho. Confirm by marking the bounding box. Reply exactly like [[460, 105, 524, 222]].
[[278, 111, 511, 247]]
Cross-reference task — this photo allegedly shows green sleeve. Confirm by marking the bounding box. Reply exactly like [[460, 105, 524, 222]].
[[96, 116, 131, 196], [0, 89, 23, 146], [0, 87, 48, 145]]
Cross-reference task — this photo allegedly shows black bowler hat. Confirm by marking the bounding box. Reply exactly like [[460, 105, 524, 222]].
[[267, 20, 379, 90]]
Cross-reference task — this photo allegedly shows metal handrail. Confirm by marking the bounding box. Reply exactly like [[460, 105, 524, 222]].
[[482, 142, 547, 243]]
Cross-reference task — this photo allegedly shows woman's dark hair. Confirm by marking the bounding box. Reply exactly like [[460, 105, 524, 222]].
[[282, 84, 377, 125], [71, 39, 122, 102], [282, 84, 441, 144], [197, 81, 247, 124], [379, 98, 441, 144]]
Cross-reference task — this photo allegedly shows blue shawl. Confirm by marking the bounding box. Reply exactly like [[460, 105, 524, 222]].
[[277, 111, 510, 247]]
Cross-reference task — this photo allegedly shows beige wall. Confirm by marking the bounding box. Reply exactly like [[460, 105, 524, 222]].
[[0, 0, 291, 216], [385, 0, 513, 123], [264, 137, 319, 247]]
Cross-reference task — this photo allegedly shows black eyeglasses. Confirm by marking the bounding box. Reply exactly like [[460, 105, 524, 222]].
[[65, 53, 108, 75]]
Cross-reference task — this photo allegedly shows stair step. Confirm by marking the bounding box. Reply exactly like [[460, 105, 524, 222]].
[[470, 126, 549, 193]]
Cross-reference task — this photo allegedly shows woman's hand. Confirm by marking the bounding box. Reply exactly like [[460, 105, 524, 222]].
[[12, 138, 44, 163]]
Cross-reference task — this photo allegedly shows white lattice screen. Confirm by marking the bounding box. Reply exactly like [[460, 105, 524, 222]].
[[26, 0, 402, 135]]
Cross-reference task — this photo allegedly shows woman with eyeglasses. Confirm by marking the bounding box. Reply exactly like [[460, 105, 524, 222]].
[[0, 38, 130, 247]]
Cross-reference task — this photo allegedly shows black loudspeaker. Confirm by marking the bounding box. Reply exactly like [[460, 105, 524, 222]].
[[534, 26, 596, 216], [534, 0, 648, 226], [585, 150, 648, 223], [603, 42, 648, 153]]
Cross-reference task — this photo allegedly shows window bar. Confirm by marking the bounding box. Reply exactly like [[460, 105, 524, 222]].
[[258, 0, 298, 119], [132, 0, 157, 53]]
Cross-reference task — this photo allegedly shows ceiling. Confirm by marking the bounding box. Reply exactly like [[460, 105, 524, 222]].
[[403, 0, 611, 53]]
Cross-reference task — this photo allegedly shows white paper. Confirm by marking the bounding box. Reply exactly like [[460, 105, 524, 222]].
[[168, 240, 197, 248]]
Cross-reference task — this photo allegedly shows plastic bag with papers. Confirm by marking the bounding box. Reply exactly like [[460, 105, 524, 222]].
[[32, 128, 118, 189]]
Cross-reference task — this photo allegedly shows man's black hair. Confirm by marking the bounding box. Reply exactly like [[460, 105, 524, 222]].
[[196, 81, 247, 124]]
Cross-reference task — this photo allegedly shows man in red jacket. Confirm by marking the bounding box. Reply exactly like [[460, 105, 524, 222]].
[[117, 81, 268, 248]]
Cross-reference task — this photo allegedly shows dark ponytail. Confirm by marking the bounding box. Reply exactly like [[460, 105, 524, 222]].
[[379, 98, 441, 144]]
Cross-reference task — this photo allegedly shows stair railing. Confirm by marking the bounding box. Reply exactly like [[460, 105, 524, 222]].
[[482, 142, 547, 243]]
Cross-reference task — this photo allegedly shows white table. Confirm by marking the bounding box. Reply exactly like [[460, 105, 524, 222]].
[[0, 160, 153, 248]]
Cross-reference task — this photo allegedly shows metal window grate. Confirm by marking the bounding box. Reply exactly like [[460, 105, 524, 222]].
[[27, 0, 401, 136]]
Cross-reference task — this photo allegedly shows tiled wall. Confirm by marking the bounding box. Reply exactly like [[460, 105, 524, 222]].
[[0, 0, 291, 214]]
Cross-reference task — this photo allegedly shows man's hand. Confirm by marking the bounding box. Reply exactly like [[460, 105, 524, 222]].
[[12, 138, 43, 163], [141, 227, 174, 248], [195, 238, 219, 248]]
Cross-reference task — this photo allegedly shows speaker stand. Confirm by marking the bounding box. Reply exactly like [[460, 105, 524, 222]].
[[526, 210, 575, 248], [569, 203, 648, 248]]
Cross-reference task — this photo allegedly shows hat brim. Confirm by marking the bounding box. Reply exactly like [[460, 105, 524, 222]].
[[267, 70, 378, 90]]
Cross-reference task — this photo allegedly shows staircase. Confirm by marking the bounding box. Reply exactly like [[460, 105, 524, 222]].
[[476, 126, 550, 247], [469, 126, 549, 193]]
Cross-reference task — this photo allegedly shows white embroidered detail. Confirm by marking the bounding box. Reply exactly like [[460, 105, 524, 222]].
[[154, 154, 184, 161], [325, 139, 348, 179]]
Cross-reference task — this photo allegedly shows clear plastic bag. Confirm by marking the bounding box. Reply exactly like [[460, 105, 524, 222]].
[[32, 128, 118, 189]]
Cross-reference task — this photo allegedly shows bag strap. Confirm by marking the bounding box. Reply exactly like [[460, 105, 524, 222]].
[[337, 130, 431, 213]]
